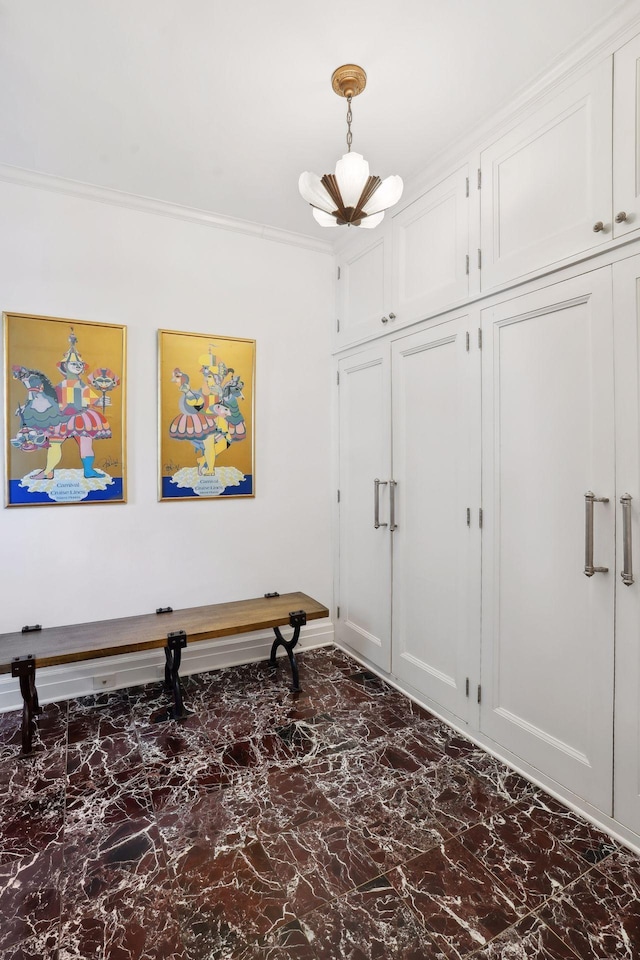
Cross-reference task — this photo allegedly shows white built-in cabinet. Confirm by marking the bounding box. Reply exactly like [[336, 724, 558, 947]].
[[337, 313, 480, 724], [614, 34, 640, 242], [336, 167, 471, 347], [336, 345, 392, 671], [479, 59, 613, 288], [334, 22, 640, 846], [390, 167, 470, 326], [612, 253, 640, 837], [335, 34, 640, 350], [479, 269, 616, 813]]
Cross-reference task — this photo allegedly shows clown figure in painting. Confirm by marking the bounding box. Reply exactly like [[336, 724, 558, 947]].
[[11, 327, 119, 486], [164, 341, 250, 498]]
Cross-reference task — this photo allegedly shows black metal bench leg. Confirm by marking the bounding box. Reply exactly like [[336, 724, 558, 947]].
[[155, 631, 192, 721], [270, 610, 306, 692], [11, 655, 40, 756]]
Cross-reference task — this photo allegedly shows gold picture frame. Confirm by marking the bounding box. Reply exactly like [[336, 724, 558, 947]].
[[3, 312, 126, 506], [158, 329, 255, 500]]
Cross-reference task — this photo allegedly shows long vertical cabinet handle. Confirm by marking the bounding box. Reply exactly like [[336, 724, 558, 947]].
[[621, 494, 634, 586], [374, 479, 388, 529], [584, 491, 609, 576], [389, 480, 398, 531]]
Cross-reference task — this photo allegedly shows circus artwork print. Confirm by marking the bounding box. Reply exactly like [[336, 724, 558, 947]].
[[158, 329, 255, 500], [3, 312, 126, 506]]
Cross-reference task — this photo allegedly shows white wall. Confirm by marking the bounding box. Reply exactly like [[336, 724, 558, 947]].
[[0, 180, 334, 636]]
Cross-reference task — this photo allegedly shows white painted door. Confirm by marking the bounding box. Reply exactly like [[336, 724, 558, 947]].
[[480, 58, 612, 289], [337, 345, 392, 670], [480, 269, 615, 812], [391, 315, 479, 720], [613, 34, 640, 240], [613, 253, 640, 834], [336, 227, 392, 346], [391, 167, 470, 326]]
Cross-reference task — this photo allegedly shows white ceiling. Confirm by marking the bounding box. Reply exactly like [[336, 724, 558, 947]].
[[0, 0, 636, 240]]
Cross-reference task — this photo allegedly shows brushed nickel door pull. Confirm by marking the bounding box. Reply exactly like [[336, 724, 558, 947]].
[[390, 480, 398, 532], [584, 491, 609, 576], [621, 494, 634, 586], [374, 479, 388, 529]]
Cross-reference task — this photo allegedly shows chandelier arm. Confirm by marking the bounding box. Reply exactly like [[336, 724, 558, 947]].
[[353, 176, 383, 219], [320, 174, 347, 219]]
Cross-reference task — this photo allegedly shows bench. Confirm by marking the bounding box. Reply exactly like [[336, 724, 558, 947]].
[[0, 591, 329, 756]]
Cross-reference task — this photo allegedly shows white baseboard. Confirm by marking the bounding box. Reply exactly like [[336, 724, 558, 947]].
[[0, 620, 335, 713]]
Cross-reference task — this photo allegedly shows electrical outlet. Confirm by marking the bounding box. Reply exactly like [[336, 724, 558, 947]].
[[93, 674, 116, 690]]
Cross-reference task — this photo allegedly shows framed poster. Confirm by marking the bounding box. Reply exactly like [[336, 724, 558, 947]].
[[4, 312, 126, 506], [158, 329, 255, 500]]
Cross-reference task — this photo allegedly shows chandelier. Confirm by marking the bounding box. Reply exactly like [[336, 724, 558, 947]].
[[299, 64, 403, 229]]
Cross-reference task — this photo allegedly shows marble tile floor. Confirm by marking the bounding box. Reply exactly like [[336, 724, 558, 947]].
[[1, 646, 640, 959]]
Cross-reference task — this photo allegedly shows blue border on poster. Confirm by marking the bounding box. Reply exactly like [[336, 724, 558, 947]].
[[161, 475, 253, 498], [8, 478, 124, 505]]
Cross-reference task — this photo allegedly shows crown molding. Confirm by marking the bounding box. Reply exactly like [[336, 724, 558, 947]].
[[0, 163, 334, 256]]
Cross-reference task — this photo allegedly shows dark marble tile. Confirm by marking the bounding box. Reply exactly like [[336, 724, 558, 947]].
[[459, 799, 588, 910], [389, 840, 522, 959], [0, 743, 67, 806], [1, 931, 61, 960], [420, 760, 524, 835], [0, 785, 65, 865], [66, 730, 143, 787], [66, 690, 132, 743], [0, 852, 62, 955], [174, 841, 294, 957], [300, 875, 446, 959], [526, 792, 618, 864], [538, 868, 640, 959], [58, 877, 186, 960], [338, 779, 451, 869], [460, 752, 534, 805], [258, 812, 382, 916], [470, 913, 581, 959], [596, 843, 640, 897]]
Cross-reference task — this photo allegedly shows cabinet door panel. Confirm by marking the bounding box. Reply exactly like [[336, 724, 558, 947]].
[[481, 270, 615, 812], [613, 254, 640, 834], [337, 346, 392, 670], [614, 35, 640, 239], [337, 231, 389, 345], [481, 59, 612, 289], [392, 168, 469, 325], [391, 316, 477, 719]]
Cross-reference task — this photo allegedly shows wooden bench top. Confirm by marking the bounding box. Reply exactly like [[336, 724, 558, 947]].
[[0, 592, 329, 674]]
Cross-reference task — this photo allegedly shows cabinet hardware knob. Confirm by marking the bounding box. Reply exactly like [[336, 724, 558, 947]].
[[381, 316, 389, 324], [593, 221, 605, 232], [388, 312, 396, 320], [615, 211, 628, 223]]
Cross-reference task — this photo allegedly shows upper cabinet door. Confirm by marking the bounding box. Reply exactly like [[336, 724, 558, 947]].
[[614, 34, 640, 239], [336, 226, 391, 346], [480, 58, 613, 290], [391, 167, 470, 326]]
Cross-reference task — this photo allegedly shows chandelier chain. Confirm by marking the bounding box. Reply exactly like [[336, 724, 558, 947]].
[[346, 96, 353, 152]]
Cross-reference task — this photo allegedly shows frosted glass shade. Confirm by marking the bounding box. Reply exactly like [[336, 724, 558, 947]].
[[299, 152, 403, 228]]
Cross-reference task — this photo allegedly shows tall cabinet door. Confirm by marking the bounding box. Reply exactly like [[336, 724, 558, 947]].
[[391, 315, 479, 721], [480, 269, 616, 812], [337, 346, 392, 671], [613, 253, 640, 834]]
